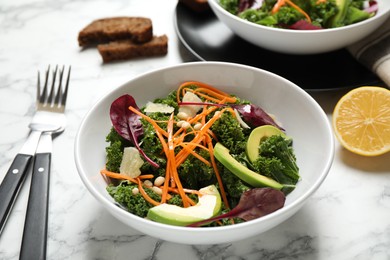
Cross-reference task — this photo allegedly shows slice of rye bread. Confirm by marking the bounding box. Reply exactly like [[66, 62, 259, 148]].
[[179, 0, 209, 12], [78, 17, 153, 46], [97, 35, 168, 62]]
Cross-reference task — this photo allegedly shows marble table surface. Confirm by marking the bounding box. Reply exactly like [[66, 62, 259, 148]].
[[1, 0, 390, 259]]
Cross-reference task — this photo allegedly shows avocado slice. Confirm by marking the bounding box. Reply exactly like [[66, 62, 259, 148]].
[[214, 142, 283, 190], [328, 0, 350, 27], [246, 125, 286, 163], [147, 185, 221, 226]]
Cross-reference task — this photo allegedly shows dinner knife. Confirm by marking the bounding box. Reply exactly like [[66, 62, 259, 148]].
[[0, 131, 41, 235], [20, 132, 52, 260]]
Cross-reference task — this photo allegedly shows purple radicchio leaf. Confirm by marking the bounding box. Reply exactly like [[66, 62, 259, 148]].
[[187, 188, 286, 227], [365, 1, 378, 13], [231, 104, 284, 130], [238, 0, 255, 12], [110, 94, 159, 168], [289, 20, 323, 30], [238, 0, 263, 12]]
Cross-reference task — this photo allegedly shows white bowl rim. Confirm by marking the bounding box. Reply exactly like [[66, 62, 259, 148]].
[[74, 61, 335, 234], [208, 0, 390, 34]]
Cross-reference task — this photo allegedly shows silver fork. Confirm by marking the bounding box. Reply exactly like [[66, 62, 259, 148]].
[[0, 65, 70, 258], [20, 65, 70, 260]]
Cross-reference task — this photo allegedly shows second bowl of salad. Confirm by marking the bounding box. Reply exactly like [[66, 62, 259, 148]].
[[208, 0, 390, 54]]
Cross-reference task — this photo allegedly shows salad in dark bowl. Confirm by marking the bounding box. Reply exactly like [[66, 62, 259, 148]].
[[220, 0, 378, 30]]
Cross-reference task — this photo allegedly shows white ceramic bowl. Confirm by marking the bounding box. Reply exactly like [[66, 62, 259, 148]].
[[208, 0, 390, 54], [74, 62, 334, 244]]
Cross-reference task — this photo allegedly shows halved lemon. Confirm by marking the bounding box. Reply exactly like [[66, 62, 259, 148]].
[[332, 86, 390, 156]]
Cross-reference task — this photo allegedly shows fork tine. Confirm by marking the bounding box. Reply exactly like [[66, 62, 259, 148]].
[[37, 71, 41, 104], [47, 65, 58, 105], [54, 65, 64, 106], [61, 66, 71, 107], [39, 66, 50, 105]]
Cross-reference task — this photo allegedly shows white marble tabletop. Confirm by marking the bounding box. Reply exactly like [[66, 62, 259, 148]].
[[1, 0, 390, 259]]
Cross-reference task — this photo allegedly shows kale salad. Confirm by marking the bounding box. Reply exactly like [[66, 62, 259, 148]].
[[102, 81, 300, 227], [219, 0, 378, 29]]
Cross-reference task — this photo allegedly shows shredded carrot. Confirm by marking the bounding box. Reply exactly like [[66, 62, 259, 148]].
[[167, 113, 191, 207], [207, 129, 218, 142], [192, 87, 236, 103], [285, 0, 311, 23], [189, 106, 218, 124], [129, 106, 168, 137], [201, 106, 207, 125], [206, 136, 230, 210], [272, 0, 311, 23], [161, 162, 171, 203], [186, 195, 197, 206], [101, 169, 137, 183], [180, 87, 221, 104], [190, 91, 222, 103], [177, 81, 237, 104], [271, 0, 286, 13], [177, 142, 211, 166], [138, 174, 154, 179], [167, 187, 202, 196], [216, 220, 224, 226]]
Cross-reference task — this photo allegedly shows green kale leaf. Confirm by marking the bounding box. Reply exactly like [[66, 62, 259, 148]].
[[178, 149, 216, 190], [211, 111, 247, 155], [105, 127, 131, 172], [219, 161, 251, 207], [310, 0, 338, 27], [252, 135, 300, 186], [276, 6, 304, 25], [168, 194, 198, 207], [220, 0, 239, 14]]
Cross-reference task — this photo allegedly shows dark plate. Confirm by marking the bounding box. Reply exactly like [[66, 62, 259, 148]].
[[174, 3, 382, 91]]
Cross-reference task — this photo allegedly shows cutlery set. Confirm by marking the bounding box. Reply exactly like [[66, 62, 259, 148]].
[[0, 65, 71, 259]]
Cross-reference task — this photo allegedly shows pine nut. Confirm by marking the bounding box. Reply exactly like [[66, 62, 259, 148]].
[[177, 111, 189, 120], [181, 121, 191, 129], [143, 180, 153, 188], [177, 120, 185, 127], [154, 176, 165, 186], [193, 122, 202, 130], [152, 186, 162, 195]]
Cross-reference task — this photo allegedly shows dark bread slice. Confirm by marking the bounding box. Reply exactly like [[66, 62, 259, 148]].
[[97, 35, 168, 62], [179, 0, 209, 12], [78, 17, 153, 47]]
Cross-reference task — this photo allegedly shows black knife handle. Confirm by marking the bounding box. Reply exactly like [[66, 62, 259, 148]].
[[20, 152, 51, 260], [0, 153, 33, 234]]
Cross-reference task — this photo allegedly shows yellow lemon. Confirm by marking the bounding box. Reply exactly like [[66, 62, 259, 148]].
[[332, 86, 390, 156]]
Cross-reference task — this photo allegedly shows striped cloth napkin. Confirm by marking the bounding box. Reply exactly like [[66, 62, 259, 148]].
[[348, 17, 390, 87]]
